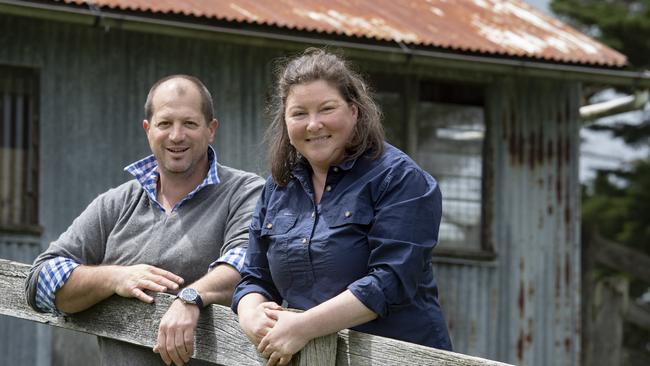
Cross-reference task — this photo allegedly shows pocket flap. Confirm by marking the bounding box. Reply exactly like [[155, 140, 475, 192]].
[[325, 203, 373, 227], [261, 211, 297, 236]]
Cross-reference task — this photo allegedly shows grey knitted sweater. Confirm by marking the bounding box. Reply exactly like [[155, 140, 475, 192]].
[[25, 163, 263, 365]]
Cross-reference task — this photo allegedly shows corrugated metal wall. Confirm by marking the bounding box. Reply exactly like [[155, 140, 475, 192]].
[[0, 12, 283, 366], [435, 78, 581, 366], [0, 12, 582, 366]]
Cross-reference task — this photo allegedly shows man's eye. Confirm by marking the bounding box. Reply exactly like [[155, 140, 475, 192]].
[[157, 121, 171, 127], [291, 112, 306, 118], [185, 121, 199, 128]]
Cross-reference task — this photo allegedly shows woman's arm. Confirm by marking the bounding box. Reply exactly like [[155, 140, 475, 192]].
[[258, 290, 377, 366], [259, 165, 442, 366], [237, 292, 282, 346]]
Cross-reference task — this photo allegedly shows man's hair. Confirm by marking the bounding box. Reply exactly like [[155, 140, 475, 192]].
[[144, 74, 215, 123], [266, 48, 385, 186]]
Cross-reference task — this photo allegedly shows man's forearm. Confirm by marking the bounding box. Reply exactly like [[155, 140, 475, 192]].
[[54, 265, 120, 313], [188, 264, 241, 306], [55, 263, 184, 313]]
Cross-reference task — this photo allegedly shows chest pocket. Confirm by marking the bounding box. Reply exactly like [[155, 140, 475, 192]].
[[261, 211, 298, 237], [324, 201, 374, 228]]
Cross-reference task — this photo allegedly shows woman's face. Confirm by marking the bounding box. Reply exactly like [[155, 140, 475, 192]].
[[284, 80, 358, 174]]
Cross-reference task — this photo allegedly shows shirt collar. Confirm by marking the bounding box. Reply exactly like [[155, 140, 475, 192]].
[[124, 146, 220, 212], [292, 156, 358, 178]]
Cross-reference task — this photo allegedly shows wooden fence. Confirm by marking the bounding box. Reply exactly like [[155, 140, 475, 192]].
[[582, 231, 650, 366], [0, 259, 512, 366]]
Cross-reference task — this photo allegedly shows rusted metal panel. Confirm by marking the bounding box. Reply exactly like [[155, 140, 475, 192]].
[[492, 78, 580, 366], [58, 0, 626, 67], [432, 79, 580, 366]]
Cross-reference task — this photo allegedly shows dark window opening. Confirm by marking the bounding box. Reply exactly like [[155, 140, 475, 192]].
[[369, 73, 489, 255], [0, 66, 39, 233]]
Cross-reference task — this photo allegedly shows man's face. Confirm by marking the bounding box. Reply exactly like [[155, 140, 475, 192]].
[[143, 80, 217, 179]]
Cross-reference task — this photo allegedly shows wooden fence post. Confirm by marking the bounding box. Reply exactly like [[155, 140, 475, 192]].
[[583, 274, 629, 366], [291, 332, 337, 366]]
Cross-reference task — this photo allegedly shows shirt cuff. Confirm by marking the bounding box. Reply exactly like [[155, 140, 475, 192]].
[[209, 247, 247, 273], [348, 275, 389, 318], [35, 256, 80, 314]]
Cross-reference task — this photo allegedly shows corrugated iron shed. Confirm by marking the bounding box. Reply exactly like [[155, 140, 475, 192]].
[[59, 0, 627, 67]]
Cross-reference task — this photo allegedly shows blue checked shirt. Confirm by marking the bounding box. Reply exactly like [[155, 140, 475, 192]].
[[35, 146, 247, 312]]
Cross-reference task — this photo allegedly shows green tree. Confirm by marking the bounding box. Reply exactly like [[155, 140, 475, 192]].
[[552, 0, 650, 357], [550, 0, 650, 250], [552, 0, 650, 145], [551, 0, 650, 69]]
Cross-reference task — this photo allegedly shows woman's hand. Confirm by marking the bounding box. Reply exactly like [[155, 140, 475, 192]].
[[258, 309, 312, 366], [238, 300, 282, 346]]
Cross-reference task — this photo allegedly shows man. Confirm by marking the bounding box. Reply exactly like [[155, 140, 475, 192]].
[[25, 75, 264, 366]]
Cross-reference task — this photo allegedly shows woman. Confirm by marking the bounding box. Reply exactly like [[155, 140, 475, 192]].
[[232, 49, 452, 365]]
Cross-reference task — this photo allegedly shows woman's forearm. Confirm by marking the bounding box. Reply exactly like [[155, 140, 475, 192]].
[[299, 290, 377, 340]]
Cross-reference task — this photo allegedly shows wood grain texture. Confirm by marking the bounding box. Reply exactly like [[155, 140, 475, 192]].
[[593, 234, 650, 283], [336, 329, 513, 366], [0, 259, 512, 365], [624, 302, 650, 332]]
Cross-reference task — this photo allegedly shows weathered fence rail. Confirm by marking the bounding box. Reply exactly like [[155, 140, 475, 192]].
[[0, 259, 512, 366], [582, 230, 650, 366]]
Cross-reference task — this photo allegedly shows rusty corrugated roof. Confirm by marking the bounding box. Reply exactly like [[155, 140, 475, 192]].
[[60, 0, 627, 67]]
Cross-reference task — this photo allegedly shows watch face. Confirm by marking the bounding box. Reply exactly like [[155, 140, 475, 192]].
[[180, 288, 198, 302]]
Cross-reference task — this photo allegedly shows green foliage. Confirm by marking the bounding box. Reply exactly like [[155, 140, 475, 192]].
[[582, 160, 650, 255], [552, 0, 650, 254], [552, 0, 650, 144], [552, 0, 650, 353], [551, 0, 650, 69]]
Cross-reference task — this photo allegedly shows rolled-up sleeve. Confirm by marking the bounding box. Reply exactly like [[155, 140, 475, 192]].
[[25, 186, 127, 313], [231, 180, 283, 313], [347, 167, 442, 318]]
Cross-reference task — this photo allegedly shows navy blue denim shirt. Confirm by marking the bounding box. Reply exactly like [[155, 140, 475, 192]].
[[232, 143, 452, 350]]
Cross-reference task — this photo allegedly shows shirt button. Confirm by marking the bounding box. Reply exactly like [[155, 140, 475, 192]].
[[325, 185, 332, 192], [302, 238, 308, 244], [266, 223, 273, 229], [344, 211, 351, 218], [311, 211, 315, 218], [333, 167, 339, 172]]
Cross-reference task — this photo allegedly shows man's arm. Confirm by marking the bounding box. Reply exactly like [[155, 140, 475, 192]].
[[154, 263, 241, 366], [25, 183, 142, 313], [155, 172, 264, 366], [55, 263, 185, 313]]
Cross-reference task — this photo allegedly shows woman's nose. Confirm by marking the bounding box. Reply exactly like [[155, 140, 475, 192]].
[[306, 114, 322, 132]]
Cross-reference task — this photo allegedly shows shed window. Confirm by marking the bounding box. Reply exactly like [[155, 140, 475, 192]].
[[0, 66, 39, 233], [372, 76, 489, 256]]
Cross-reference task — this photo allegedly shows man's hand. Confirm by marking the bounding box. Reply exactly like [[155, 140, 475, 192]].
[[154, 299, 200, 366], [112, 264, 185, 303], [55, 264, 185, 313], [238, 301, 282, 346]]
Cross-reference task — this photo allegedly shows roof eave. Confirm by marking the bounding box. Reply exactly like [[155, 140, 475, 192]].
[[3, 0, 650, 87]]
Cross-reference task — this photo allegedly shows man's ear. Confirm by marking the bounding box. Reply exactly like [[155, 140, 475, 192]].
[[208, 119, 219, 142], [143, 120, 150, 133]]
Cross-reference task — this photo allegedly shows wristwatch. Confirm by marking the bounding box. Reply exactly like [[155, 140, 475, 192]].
[[176, 287, 204, 308]]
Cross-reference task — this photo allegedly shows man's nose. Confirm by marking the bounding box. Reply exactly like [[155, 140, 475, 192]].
[[169, 124, 185, 141]]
